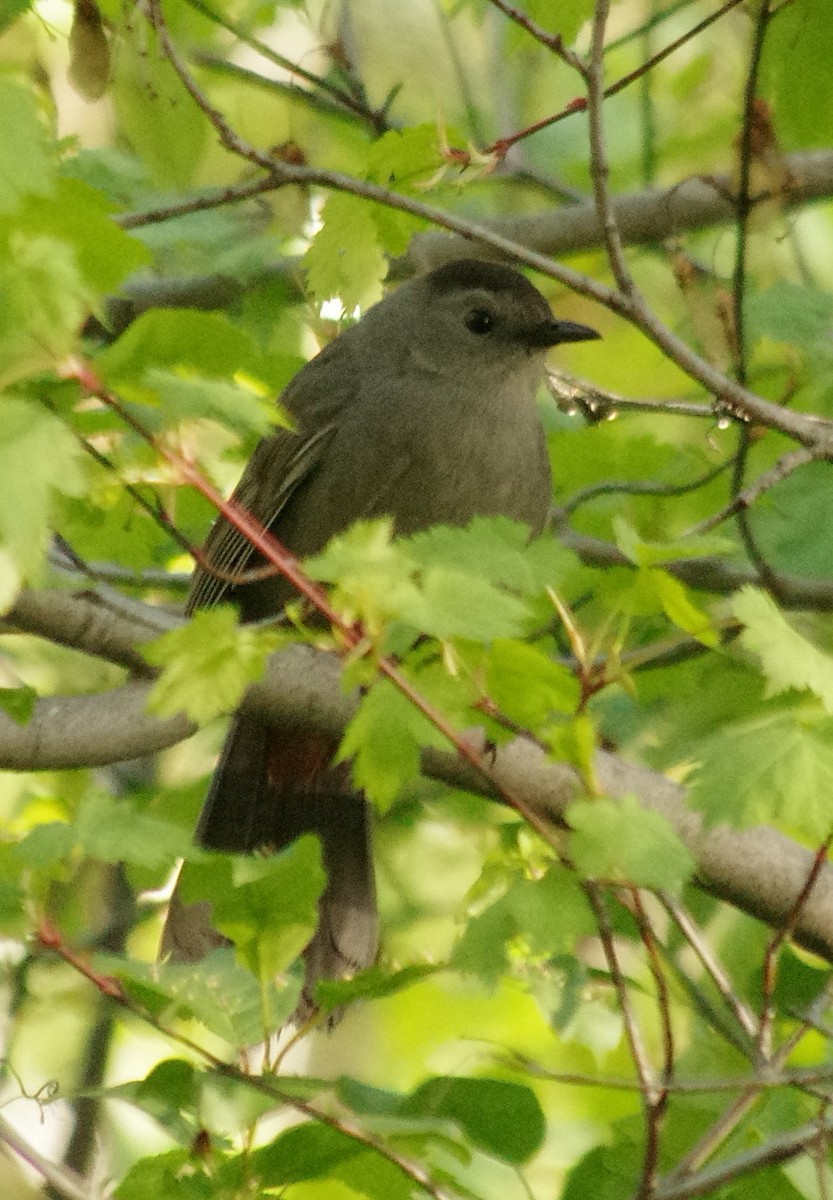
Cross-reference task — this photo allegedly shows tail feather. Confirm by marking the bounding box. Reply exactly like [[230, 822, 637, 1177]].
[[163, 714, 378, 1023]]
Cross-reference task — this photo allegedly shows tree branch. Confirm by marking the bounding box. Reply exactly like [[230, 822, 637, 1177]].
[[4, 628, 833, 970]]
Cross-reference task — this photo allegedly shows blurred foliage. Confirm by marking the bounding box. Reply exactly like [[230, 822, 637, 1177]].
[[1, 1, 833, 1198]]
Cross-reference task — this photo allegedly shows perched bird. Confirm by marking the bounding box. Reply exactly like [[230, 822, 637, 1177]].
[[163, 258, 599, 1020]]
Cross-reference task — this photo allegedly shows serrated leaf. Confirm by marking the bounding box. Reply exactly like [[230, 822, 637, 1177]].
[[176, 840, 325, 989], [413, 566, 532, 640], [16, 177, 149, 293], [303, 192, 387, 308], [0, 79, 54, 212], [15, 821, 75, 867], [735, 585, 833, 712], [0, 235, 89, 386], [74, 794, 192, 868], [688, 708, 833, 840], [365, 124, 444, 188], [109, 950, 301, 1046], [486, 639, 579, 726], [306, 518, 421, 633], [454, 867, 595, 981], [143, 607, 280, 724], [0, 399, 85, 576], [407, 516, 541, 590], [567, 794, 694, 890], [339, 677, 445, 809]]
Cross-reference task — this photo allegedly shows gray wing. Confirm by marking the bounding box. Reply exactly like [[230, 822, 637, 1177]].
[[186, 423, 335, 613], [186, 334, 360, 615]]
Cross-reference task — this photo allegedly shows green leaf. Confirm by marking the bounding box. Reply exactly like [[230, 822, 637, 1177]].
[[16, 795, 191, 870], [563, 1138, 645, 1200], [745, 282, 833, 347], [113, 27, 207, 187], [112, 1059, 200, 1144], [97, 309, 280, 418], [0, 235, 90, 386], [114, 1149, 213, 1200], [73, 794, 192, 868], [314, 962, 441, 1014], [110, 950, 301, 1046], [0, 79, 54, 212], [175, 840, 326, 989], [250, 1123, 362, 1187], [413, 566, 532, 640], [143, 607, 281, 724], [561, 999, 625, 1064], [303, 192, 387, 309], [688, 708, 833, 841], [761, 0, 833, 149], [0, 685, 37, 725], [142, 368, 279, 437], [339, 678, 446, 809], [522, 0, 591, 46], [14, 177, 150, 293], [306, 518, 422, 633], [567, 794, 695, 890], [407, 516, 545, 590], [613, 516, 733, 567], [650, 569, 718, 647], [735, 585, 833, 712], [0, 1, 31, 37], [0, 399, 85, 578], [365, 124, 444, 189], [404, 1076, 546, 1164], [486, 639, 579, 726], [454, 867, 595, 981]]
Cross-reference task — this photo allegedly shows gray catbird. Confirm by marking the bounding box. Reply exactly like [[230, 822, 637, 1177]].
[[162, 258, 599, 1019]]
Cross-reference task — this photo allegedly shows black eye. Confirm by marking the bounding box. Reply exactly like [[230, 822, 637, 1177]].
[[464, 308, 494, 335]]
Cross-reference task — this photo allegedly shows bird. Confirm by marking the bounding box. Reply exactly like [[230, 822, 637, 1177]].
[[162, 258, 600, 1021]]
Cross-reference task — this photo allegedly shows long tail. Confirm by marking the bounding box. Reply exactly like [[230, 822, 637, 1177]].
[[162, 715, 378, 1022]]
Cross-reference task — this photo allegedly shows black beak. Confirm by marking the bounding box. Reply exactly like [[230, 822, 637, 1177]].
[[527, 319, 601, 348]]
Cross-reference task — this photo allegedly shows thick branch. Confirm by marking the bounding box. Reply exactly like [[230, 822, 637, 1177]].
[[405, 149, 833, 265], [2, 641, 833, 966]]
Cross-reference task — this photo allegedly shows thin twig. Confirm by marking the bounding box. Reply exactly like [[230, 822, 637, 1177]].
[[142, 0, 833, 450], [584, 883, 657, 1099], [628, 889, 674, 1197], [653, 1113, 833, 1200], [65, 359, 566, 846], [35, 921, 455, 1200], [562, 455, 736, 515], [587, 0, 634, 296], [757, 834, 833, 1058], [681, 444, 821, 536], [0, 1114, 97, 1200], [482, 0, 586, 71], [658, 891, 758, 1041]]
